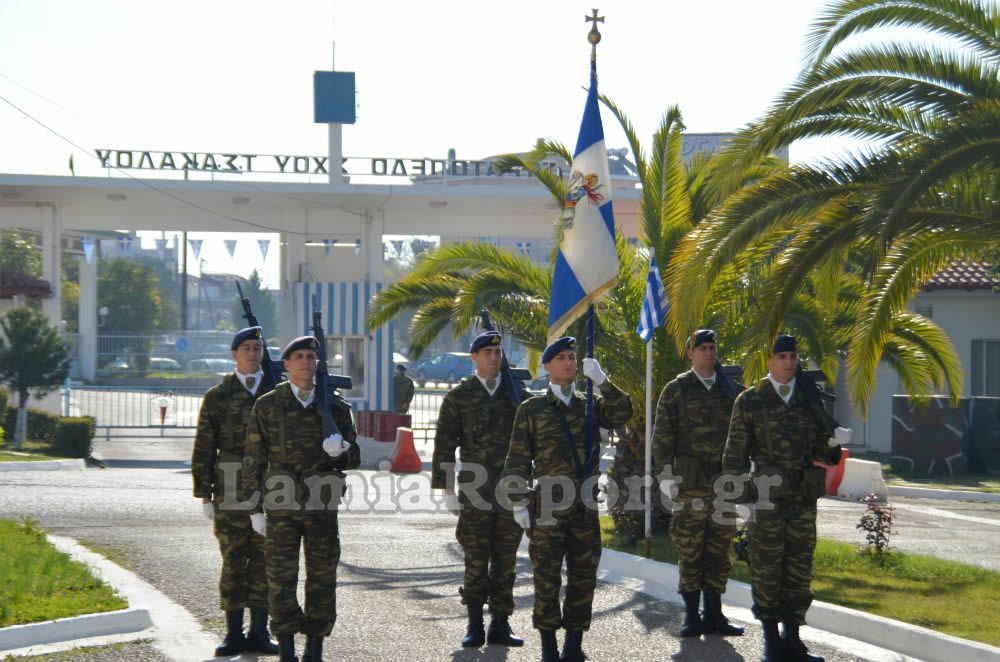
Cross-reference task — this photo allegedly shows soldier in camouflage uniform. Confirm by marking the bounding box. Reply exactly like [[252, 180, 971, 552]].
[[652, 329, 743, 638], [433, 331, 524, 649], [722, 334, 845, 662], [503, 337, 633, 662], [393, 364, 415, 414], [191, 326, 279, 656], [242, 336, 360, 662]]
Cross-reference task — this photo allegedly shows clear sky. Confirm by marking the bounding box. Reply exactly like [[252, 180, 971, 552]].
[[0, 0, 863, 285]]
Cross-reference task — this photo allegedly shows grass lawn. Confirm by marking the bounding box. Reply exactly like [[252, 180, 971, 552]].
[[0, 518, 127, 627], [0, 440, 70, 462], [600, 516, 1000, 647]]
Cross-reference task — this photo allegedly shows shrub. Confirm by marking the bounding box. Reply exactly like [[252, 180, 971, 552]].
[[3, 407, 60, 443], [0, 386, 8, 412], [53, 417, 95, 458]]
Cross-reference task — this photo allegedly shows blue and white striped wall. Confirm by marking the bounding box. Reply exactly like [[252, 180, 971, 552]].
[[297, 281, 393, 412]]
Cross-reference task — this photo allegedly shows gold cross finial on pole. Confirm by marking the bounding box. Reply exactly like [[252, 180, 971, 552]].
[[586, 9, 603, 64]]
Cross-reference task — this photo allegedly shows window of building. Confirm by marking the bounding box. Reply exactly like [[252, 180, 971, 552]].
[[971, 340, 1000, 397], [326, 336, 365, 398]]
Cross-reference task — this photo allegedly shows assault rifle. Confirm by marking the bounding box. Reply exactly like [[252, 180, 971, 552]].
[[310, 291, 353, 438], [796, 364, 839, 436], [479, 309, 531, 405], [236, 282, 283, 392]]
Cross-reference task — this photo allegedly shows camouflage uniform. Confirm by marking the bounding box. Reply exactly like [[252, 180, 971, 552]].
[[722, 378, 841, 625], [394, 372, 415, 414], [652, 370, 738, 594], [502, 381, 633, 632], [241, 381, 359, 637], [433, 376, 523, 616], [192, 373, 268, 612]]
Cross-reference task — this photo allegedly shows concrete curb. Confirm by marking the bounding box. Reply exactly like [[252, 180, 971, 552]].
[[0, 459, 86, 472], [889, 485, 1000, 503], [44, 534, 226, 661], [0, 608, 151, 652], [598, 548, 1000, 662]]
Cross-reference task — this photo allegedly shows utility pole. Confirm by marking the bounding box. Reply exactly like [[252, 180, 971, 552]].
[[181, 231, 188, 330]]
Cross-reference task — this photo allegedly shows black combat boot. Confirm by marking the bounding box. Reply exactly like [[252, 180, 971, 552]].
[[760, 620, 782, 662], [462, 602, 486, 647], [301, 635, 323, 662], [214, 609, 246, 656], [244, 608, 280, 654], [679, 591, 704, 637], [701, 591, 744, 636], [782, 622, 824, 662], [486, 612, 524, 646], [539, 629, 559, 662], [277, 633, 297, 662], [560, 629, 587, 661]]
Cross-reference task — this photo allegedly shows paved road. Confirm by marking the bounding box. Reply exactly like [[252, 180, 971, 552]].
[[0, 436, 909, 662]]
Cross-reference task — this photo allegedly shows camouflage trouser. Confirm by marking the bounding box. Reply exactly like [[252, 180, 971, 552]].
[[213, 505, 268, 611], [455, 502, 523, 616], [670, 494, 737, 594], [529, 505, 601, 632], [748, 498, 817, 624], [266, 512, 341, 636]]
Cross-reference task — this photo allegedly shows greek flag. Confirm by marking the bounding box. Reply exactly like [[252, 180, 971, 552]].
[[547, 66, 619, 341], [637, 255, 668, 343]]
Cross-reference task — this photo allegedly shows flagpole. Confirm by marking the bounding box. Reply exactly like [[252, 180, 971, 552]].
[[643, 248, 654, 557], [585, 304, 595, 476]]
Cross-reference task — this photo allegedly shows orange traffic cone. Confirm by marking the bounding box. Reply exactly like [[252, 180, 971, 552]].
[[390, 427, 422, 473]]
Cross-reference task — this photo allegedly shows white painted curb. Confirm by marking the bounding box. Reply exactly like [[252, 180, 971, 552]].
[[598, 548, 1000, 662], [0, 459, 85, 471], [889, 485, 1000, 504], [0, 608, 151, 652]]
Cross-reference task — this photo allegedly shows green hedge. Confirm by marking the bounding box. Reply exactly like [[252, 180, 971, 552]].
[[52, 417, 95, 458], [0, 386, 8, 413], [3, 408, 60, 444]]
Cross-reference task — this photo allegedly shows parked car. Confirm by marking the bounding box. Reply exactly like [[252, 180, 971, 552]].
[[412, 353, 474, 386], [188, 358, 237, 376], [149, 357, 182, 372]]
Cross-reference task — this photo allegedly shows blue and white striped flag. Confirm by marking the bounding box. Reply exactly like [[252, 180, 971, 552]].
[[637, 255, 668, 343], [547, 65, 619, 341]]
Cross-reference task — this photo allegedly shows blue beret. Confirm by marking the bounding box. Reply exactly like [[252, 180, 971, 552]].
[[542, 336, 576, 364], [281, 335, 320, 360], [773, 334, 797, 354], [470, 331, 502, 353], [686, 329, 716, 350], [231, 326, 263, 350]]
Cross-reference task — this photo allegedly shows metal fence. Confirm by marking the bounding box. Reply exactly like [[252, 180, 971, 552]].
[[92, 329, 280, 378], [68, 386, 204, 438]]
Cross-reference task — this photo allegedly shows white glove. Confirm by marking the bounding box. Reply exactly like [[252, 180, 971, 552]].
[[582, 357, 607, 385], [513, 506, 532, 530], [829, 426, 852, 447], [202, 501, 214, 520], [250, 513, 266, 536], [323, 433, 349, 458]]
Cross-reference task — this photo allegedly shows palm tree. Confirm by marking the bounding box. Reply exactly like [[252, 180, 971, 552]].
[[367, 103, 781, 432], [667, 0, 994, 412]]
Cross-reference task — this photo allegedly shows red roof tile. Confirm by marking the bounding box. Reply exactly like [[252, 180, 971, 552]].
[[922, 261, 999, 292]]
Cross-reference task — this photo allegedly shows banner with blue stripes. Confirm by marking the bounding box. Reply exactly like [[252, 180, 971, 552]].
[[637, 255, 668, 343], [547, 67, 619, 341]]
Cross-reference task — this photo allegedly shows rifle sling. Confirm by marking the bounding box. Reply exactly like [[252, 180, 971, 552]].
[[551, 401, 592, 480]]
